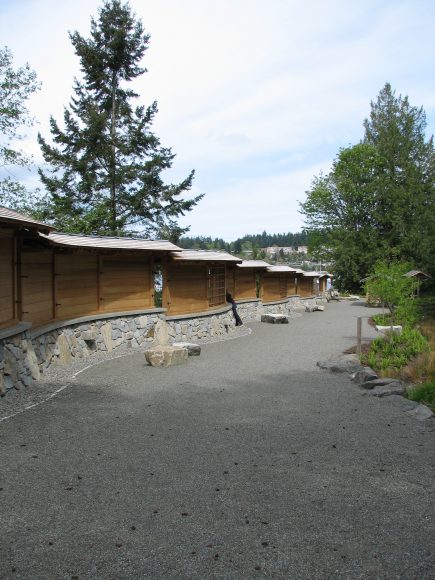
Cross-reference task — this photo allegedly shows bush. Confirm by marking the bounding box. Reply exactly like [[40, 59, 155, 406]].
[[362, 327, 428, 373], [407, 381, 435, 412]]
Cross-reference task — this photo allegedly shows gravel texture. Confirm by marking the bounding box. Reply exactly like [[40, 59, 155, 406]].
[[0, 301, 433, 579]]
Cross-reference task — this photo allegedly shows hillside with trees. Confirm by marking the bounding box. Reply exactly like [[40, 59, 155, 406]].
[[179, 230, 309, 256]]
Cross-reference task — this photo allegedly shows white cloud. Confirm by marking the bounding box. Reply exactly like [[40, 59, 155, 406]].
[[1, 0, 434, 239]]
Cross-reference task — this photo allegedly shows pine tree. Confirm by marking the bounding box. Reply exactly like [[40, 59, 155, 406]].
[[363, 83, 434, 274], [38, 0, 203, 236]]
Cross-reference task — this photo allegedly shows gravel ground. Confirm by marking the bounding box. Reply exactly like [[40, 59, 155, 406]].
[[0, 301, 433, 579]]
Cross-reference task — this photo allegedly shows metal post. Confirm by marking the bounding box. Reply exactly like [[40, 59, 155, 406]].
[[356, 317, 362, 356]]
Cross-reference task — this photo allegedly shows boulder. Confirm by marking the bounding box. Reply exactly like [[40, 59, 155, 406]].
[[368, 382, 407, 397], [261, 314, 289, 324], [145, 345, 188, 368], [172, 342, 201, 356], [360, 377, 402, 390], [317, 355, 363, 374], [351, 367, 378, 384]]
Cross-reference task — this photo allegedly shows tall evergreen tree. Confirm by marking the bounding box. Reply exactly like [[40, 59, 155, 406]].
[[0, 47, 40, 209], [363, 83, 434, 273], [301, 83, 434, 291], [38, 0, 203, 236]]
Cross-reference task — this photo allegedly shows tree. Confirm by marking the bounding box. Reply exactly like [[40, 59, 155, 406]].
[[0, 47, 40, 209], [364, 260, 419, 327], [301, 84, 435, 291], [38, 0, 203, 236], [363, 83, 435, 275]]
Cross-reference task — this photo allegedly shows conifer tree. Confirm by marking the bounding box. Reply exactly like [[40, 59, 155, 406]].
[[38, 0, 202, 236]]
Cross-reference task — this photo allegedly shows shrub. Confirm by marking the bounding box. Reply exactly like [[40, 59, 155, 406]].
[[362, 327, 428, 373], [407, 381, 435, 412]]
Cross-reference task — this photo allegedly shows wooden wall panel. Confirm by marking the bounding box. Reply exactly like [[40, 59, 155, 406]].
[[286, 275, 298, 296], [99, 257, 152, 312], [55, 253, 98, 319], [0, 230, 14, 326], [262, 274, 287, 302], [298, 277, 314, 297], [21, 248, 53, 327], [165, 263, 208, 315], [235, 270, 257, 300]]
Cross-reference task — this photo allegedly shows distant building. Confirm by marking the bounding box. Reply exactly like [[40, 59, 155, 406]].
[[263, 246, 309, 258]]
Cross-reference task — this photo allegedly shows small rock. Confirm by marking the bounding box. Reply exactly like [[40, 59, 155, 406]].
[[405, 404, 433, 421], [172, 342, 201, 356]]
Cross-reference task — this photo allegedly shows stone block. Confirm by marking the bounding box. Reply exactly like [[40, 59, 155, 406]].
[[56, 334, 73, 365], [376, 325, 403, 335], [101, 322, 113, 351], [82, 330, 97, 342], [153, 319, 170, 346], [145, 345, 188, 368], [172, 342, 201, 356], [0, 374, 5, 396], [261, 314, 289, 324]]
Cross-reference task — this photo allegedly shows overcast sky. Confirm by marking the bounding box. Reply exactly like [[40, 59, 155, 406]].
[[1, 0, 434, 240]]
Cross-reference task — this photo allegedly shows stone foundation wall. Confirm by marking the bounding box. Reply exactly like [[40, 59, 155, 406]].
[[0, 296, 328, 395], [236, 299, 262, 322], [0, 311, 164, 395], [166, 307, 237, 343]]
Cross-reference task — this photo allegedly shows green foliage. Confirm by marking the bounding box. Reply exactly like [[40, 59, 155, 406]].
[[178, 230, 309, 254], [362, 327, 428, 372], [37, 0, 202, 236], [407, 381, 435, 412], [300, 83, 435, 292], [0, 46, 40, 209], [365, 260, 419, 325]]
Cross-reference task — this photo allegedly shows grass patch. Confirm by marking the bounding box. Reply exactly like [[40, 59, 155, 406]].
[[407, 381, 435, 412], [361, 327, 428, 375]]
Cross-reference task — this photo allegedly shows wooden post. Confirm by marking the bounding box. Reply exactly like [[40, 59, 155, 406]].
[[356, 317, 362, 356]]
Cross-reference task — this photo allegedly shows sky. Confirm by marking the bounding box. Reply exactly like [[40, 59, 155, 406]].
[[1, 0, 434, 241]]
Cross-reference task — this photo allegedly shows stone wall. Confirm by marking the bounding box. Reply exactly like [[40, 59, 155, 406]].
[[0, 296, 329, 395], [166, 306, 237, 343], [0, 311, 164, 395]]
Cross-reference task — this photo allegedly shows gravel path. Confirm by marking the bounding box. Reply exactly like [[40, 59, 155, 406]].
[[0, 301, 433, 579]]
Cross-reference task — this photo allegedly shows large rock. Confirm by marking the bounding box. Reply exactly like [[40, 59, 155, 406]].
[[172, 342, 201, 356], [145, 345, 188, 368], [360, 377, 402, 390], [351, 367, 378, 384], [261, 314, 289, 324], [317, 355, 363, 374], [368, 382, 407, 397]]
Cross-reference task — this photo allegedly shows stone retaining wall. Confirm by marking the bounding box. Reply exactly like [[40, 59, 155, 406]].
[[166, 307, 237, 343], [0, 296, 328, 395]]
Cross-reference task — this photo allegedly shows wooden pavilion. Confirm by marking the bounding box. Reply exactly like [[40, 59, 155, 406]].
[[164, 250, 242, 316], [232, 260, 269, 301], [1, 207, 181, 331], [262, 265, 294, 302]]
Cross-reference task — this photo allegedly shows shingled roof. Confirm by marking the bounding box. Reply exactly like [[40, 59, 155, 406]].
[[0, 206, 51, 232], [170, 249, 242, 263], [39, 231, 182, 252]]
